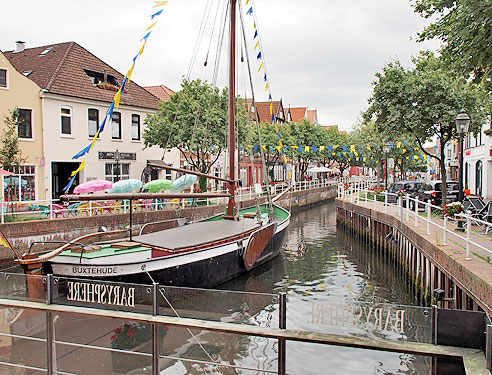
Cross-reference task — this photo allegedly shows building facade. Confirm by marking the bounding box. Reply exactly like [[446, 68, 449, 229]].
[[4, 42, 175, 200], [0, 49, 45, 202]]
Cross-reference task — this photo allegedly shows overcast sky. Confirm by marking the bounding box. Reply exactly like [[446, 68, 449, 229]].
[[1, 0, 440, 131]]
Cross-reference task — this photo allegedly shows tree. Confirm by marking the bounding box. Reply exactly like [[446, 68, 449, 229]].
[[366, 53, 490, 202], [413, 0, 492, 89], [143, 78, 248, 191], [286, 119, 331, 179], [0, 108, 26, 170]]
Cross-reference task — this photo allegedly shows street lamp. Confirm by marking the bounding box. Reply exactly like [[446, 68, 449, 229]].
[[114, 149, 121, 182], [455, 111, 470, 232], [383, 143, 391, 190]]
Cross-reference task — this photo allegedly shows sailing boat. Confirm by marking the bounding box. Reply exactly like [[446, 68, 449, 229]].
[[15, 0, 291, 288]]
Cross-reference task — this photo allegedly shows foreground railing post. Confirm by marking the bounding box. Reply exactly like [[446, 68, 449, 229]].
[[486, 324, 492, 371], [278, 293, 287, 375], [152, 282, 160, 375], [399, 197, 403, 220], [465, 215, 472, 260], [384, 192, 388, 212], [46, 274, 54, 375], [415, 196, 419, 227], [443, 216, 448, 246], [0, 198, 4, 224]]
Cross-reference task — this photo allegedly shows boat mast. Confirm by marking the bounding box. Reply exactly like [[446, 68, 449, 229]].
[[226, 0, 237, 219]]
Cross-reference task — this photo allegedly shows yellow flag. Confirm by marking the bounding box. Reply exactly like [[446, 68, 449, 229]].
[[262, 145, 267, 150], [114, 89, 122, 109], [257, 62, 263, 72], [367, 145, 371, 151], [363, 157, 367, 162], [138, 42, 146, 56], [0, 234, 9, 248], [269, 103, 273, 114], [126, 65, 135, 80], [153, 1, 169, 7], [71, 160, 85, 177], [246, 0, 250, 4], [146, 21, 157, 31], [265, 83, 269, 91], [350, 144, 355, 152], [320, 146, 325, 151], [276, 146, 281, 152], [254, 41, 259, 50]]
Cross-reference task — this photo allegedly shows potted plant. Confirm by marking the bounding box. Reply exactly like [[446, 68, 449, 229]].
[[484, 129, 492, 136], [442, 202, 464, 217]]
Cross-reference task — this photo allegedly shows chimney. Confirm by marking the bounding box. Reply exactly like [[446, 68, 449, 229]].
[[14, 41, 25, 53], [103, 69, 108, 83]]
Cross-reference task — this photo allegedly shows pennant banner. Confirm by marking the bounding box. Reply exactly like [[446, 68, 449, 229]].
[[63, 1, 170, 192]]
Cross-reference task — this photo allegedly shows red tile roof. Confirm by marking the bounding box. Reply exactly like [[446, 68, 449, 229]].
[[4, 42, 159, 110], [246, 100, 285, 123], [307, 109, 317, 123], [289, 107, 307, 123], [144, 85, 175, 102]]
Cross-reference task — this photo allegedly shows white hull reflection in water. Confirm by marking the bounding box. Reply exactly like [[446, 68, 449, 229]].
[[217, 202, 433, 375]]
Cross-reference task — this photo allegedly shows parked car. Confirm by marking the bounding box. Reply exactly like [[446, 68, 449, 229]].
[[412, 180, 460, 208], [387, 180, 423, 204]]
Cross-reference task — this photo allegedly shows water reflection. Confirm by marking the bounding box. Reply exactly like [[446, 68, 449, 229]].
[[221, 202, 431, 375], [0, 202, 433, 374]]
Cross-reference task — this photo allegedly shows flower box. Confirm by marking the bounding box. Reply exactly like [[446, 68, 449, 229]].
[[442, 202, 464, 217]]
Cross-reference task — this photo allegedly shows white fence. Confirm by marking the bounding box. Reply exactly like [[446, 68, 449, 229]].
[[338, 182, 492, 261], [0, 179, 337, 223]]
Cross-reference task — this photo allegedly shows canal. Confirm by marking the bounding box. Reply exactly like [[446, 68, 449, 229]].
[[219, 201, 431, 375], [0, 201, 435, 374]]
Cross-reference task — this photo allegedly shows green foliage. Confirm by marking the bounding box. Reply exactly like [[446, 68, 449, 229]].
[[365, 52, 490, 200], [0, 109, 26, 170], [143, 78, 249, 190], [413, 0, 492, 89]]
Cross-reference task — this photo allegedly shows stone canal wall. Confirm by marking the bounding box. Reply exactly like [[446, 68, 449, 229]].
[[336, 199, 492, 316], [0, 184, 336, 261]]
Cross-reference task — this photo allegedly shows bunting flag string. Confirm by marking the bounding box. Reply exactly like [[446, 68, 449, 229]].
[[245, 0, 291, 178], [63, 0, 170, 193]]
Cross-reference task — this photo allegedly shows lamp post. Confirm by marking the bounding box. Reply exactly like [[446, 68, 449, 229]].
[[455, 110, 470, 231], [114, 149, 121, 182], [383, 143, 391, 190]]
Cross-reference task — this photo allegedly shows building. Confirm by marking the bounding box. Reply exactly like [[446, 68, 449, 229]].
[[462, 120, 491, 199], [0, 46, 45, 202], [286, 106, 318, 124], [4, 41, 172, 199]]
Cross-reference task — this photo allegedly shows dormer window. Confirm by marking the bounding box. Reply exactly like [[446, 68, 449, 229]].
[[84, 69, 119, 87]]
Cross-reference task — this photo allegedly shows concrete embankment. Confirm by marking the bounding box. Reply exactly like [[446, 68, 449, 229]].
[[336, 199, 492, 315], [0, 184, 337, 261]]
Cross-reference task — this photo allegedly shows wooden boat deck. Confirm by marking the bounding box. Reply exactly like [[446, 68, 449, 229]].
[[134, 218, 261, 251]]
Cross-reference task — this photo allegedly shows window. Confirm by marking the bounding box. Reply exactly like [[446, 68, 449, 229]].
[[88, 108, 99, 138], [60, 106, 72, 135], [83, 69, 119, 86], [0, 69, 7, 88], [105, 163, 129, 182], [112, 112, 121, 139], [18, 109, 32, 138], [3, 165, 36, 202], [131, 114, 140, 140]]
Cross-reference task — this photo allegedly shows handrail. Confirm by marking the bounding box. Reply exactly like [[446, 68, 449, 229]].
[[338, 183, 492, 261], [0, 297, 480, 360], [14, 229, 128, 265]]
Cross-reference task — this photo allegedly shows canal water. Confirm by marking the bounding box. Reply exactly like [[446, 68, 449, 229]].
[[219, 201, 431, 375], [0, 201, 433, 374]]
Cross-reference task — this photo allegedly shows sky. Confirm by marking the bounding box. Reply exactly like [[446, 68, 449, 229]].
[[0, 0, 440, 131]]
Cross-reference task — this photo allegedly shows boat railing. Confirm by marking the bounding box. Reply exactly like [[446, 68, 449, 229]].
[[0, 179, 338, 222]]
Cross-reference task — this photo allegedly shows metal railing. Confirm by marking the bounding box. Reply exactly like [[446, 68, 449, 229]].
[[0, 179, 337, 223], [0, 272, 486, 374], [338, 182, 492, 262]]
